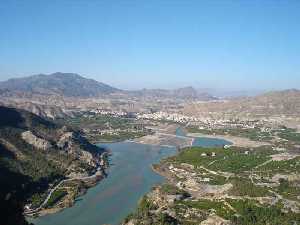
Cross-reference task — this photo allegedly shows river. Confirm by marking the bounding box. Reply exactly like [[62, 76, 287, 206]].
[[30, 130, 230, 225]]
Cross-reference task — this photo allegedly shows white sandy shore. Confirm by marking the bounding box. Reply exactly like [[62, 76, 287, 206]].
[[132, 132, 193, 148]]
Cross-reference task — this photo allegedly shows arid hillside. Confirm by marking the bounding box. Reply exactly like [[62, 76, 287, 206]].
[[183, 89, 300, 120]]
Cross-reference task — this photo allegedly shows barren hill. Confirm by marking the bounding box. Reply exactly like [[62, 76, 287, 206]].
[[183, 89, 300, 119]]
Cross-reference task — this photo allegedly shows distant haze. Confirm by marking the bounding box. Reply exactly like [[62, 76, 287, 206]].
[[0, 1, 299, 90]]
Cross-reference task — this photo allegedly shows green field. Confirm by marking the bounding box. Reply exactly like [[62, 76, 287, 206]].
[[186, 126, 273, 142], [45, 189, 67, 208], [65, 115, 140, 130], [167, 146, 273, 173], [63, 114, 151, 142]]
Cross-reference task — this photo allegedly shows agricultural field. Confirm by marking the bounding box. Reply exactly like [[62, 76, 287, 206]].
[[124, 145, 300, 225], [61, 114, 152, 142], [186, 126, 273, 142], [186, 125, 300, 148]]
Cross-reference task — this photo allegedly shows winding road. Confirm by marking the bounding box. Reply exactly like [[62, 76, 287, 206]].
[[25, 171, 102, 215]]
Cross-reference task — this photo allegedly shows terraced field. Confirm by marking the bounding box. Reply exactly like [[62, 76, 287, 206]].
[[124, 145, 300, 225]]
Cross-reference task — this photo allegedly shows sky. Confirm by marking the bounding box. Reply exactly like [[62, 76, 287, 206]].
[[0, 0, 299, 91]]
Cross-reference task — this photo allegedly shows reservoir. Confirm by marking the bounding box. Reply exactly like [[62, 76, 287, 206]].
[[31, 134, 230, 225]]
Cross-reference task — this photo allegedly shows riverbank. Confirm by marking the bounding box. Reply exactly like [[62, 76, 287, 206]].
[[123, 139, 238, 225], [187, 132, 270, 148], [30, 142, 178, 225], [125, 139, 175, 148], [133, 132, 193, 148], [124, 144, 300, 225], [30, 133, 233, 225], [28, 173, 104, 217], [26, 152, 109, 218]]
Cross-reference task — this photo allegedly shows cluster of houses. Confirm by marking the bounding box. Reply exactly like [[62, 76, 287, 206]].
[[89, 109, 128, 117], [137, 111, 199, 123], [136, 111, 280, 133], [85, 108, 283, 139], [84, 127, 143, 136]]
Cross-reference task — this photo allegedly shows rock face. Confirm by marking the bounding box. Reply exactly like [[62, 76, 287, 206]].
[[21, 131, 52, 150], [57, 131, 96, 166], [57, 132, 75, 151], [0, 105, 103, 175], [19, 119, 99, 167], [0, 106, 105, 224], [79, 150, 95, 166]]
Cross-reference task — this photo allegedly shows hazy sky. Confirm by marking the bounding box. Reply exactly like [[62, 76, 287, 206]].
[[0, 0, 299, 90]]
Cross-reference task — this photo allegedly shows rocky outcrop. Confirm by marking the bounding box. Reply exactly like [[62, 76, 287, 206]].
[[200, 215, 231, 225], [57, 131, 97, 166], [78, 149, 95, 166], [1, 106, 106, 223], [57, 132, 75, 152], [21, 128, 98, 167], [21, 131, 52, 150]]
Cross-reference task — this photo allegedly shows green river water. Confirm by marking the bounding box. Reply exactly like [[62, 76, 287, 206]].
[[30, 130, 230, 225]]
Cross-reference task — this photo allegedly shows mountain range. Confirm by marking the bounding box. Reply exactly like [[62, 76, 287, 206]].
[[128, 86, 216, 100], [1, 72, 299, 122], [0, 72, 216, 100], [0, 72, 119, 97]]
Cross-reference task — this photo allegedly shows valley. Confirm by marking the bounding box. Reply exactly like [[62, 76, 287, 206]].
[[2, 1, 300, 224], [0, 73, 300, 225]]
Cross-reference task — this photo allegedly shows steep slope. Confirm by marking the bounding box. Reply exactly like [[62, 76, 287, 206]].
[[0, 163, 33, 225], [0, 106, 104, 224], [0, 99, 74, 119], [0, 72, 119, 97]]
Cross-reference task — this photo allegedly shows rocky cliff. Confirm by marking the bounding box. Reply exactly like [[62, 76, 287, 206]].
[[0, 106, 105, 224]]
